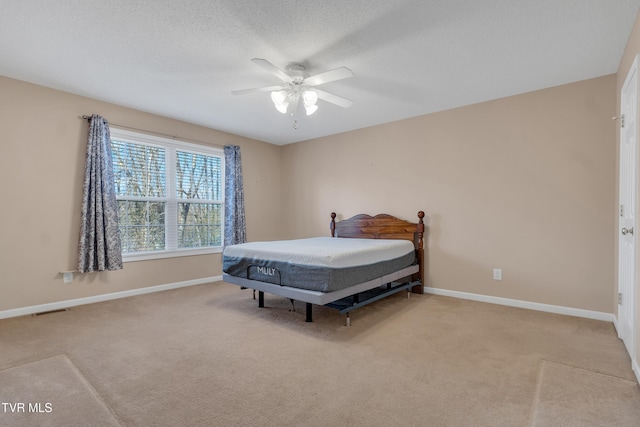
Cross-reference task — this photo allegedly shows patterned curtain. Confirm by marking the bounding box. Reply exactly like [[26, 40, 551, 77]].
[[78, 115, 123, 273], [224, 145, 246, 246]]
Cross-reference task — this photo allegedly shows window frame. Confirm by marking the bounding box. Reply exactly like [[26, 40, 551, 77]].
[[110, 127, 225, 262]]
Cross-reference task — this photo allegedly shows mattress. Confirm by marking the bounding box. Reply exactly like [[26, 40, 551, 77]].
[[222, 237, 416, 292]]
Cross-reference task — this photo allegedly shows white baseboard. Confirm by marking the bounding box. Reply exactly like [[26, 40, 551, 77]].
[[0, 280, 617, 324], [424, 287, 615, 322], [0, 276, 222, 320], [612, 315, 620, 337], [609, 317, 640, 385]]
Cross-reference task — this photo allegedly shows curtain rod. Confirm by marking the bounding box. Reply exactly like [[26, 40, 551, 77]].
[[80, 115, 225, 149]]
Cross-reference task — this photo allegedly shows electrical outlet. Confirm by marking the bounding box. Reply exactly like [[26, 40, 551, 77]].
[[493, 268, 502, 280], [63, 272, 74, 284]]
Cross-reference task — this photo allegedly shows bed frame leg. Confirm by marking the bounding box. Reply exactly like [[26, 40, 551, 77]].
[[258, 291, 264, 308], [305, 303, 313, 322], [346, 313, 351, 327], [253, 289, 256, 300]]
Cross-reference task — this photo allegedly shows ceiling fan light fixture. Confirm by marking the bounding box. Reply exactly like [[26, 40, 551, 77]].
[[302, 89, 318, 115], [304, 103, 318, 115], [234, 59, 354, 122], [302, 89, 318, 106], [275, 102, 289, 114], [271, 90, 289, 114]]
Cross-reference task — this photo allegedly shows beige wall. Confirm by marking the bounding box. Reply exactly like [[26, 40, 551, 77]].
[[282, 75, 616, 313], [0, 67, 619, 318], [616, 8, 640, 376], [0, 76, 283, 311]]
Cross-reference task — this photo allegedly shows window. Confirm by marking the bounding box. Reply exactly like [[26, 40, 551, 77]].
[[110, 128, 224, 261]]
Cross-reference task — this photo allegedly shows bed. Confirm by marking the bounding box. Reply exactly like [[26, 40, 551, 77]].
[[222, 211, 425, 325]]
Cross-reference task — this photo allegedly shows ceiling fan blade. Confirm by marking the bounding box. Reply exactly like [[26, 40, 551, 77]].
[[251, 58, 293, 83], [231, 85, 285, 95], [315, 89, 354, 108], [304, 67, 354, 86]]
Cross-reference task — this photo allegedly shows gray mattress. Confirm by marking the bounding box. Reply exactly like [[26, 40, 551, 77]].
[[223, 237, 417, 293]]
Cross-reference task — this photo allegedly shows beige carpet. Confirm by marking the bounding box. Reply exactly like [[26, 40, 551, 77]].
[[0, 354, 119, 427], [528, 360, 640, 427], [0, 282, 638, 426]]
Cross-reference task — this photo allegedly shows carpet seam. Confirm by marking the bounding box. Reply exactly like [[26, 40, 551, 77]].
[[0, 353, 124, 426], [0, 353, 68, 373], [525, 359, 546, 427], [61, 353, 125, 426], [540, 359, 639, 387]]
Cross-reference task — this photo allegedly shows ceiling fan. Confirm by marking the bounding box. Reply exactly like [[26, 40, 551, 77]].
[[232, 58, 354, 123]]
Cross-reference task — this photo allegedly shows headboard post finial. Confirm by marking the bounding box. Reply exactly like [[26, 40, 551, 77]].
[[417, 211, 425, 250], [330, 212, 337, 237], [415, 210, 426, 294]]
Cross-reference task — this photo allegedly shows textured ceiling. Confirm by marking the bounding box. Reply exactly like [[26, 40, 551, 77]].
[[1, 0, 639, 145]]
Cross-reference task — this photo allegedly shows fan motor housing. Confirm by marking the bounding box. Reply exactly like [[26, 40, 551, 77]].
[[286, 63, 307, 80]]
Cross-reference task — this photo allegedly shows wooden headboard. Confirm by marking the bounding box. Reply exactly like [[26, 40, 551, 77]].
[[330, 211, 425, 294]]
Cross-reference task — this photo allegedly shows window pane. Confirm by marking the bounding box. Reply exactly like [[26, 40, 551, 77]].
[[177, 203, 222, 248], [110, 128, 224, 256], [118, 200, 166, 252], [176, 151, 221, 200], [112, 139, 166, 197]]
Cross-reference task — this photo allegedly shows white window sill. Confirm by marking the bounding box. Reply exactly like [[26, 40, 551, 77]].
[[122, 247, 223, 263]]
